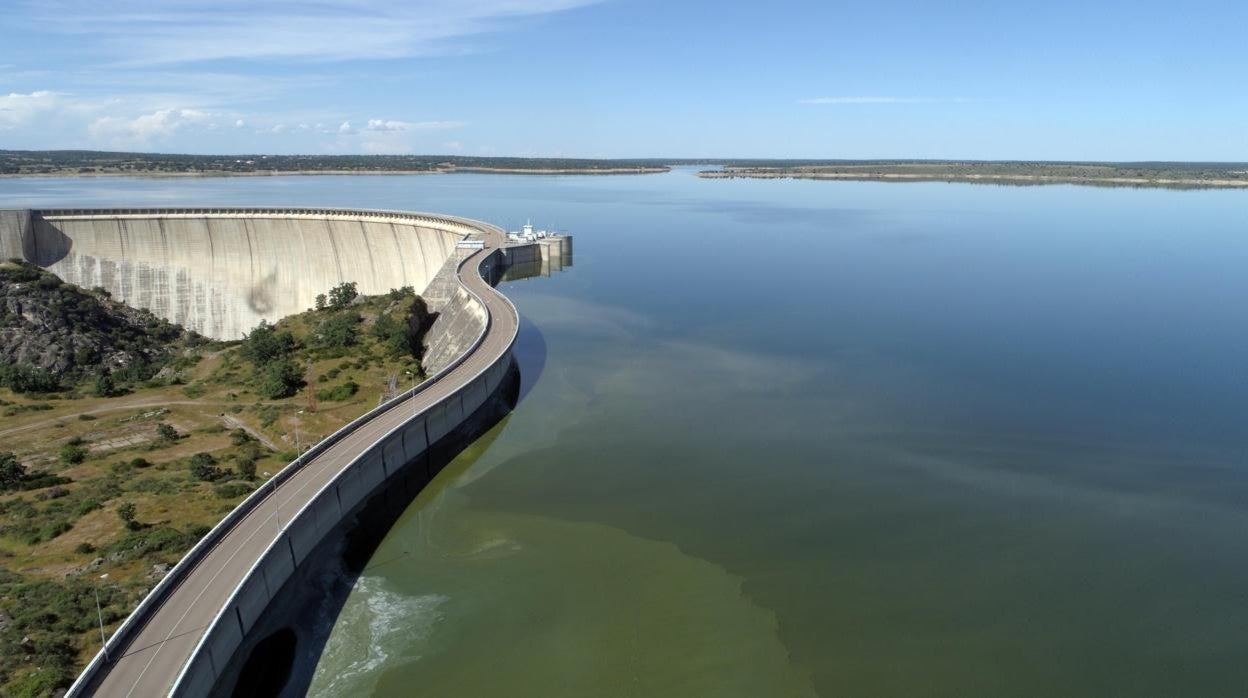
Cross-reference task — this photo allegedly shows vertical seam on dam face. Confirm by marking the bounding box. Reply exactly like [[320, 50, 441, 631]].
[[389, 222, 410, 288], [324, 218, 345, 282], [359, 219, 380, 284]]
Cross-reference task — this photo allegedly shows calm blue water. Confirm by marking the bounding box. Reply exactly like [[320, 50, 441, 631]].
[[4, 171, 1248, 696]]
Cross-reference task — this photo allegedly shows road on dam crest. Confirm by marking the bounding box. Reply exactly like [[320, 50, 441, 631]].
[[60, 212, 521, 697]]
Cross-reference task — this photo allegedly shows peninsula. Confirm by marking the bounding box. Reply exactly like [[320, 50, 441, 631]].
[[697, 160, 1248, 189]]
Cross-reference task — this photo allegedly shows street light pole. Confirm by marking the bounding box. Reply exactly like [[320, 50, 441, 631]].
[[294, 410, 303, 454], [95, 573, 109, 662]]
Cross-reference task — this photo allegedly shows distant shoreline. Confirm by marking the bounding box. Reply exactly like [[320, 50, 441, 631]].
[[0, 166, 670, 179], [698, 166, 1248, 190]]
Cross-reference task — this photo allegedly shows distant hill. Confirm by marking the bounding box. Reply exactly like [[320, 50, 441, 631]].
[[0, 150, 671, 176]]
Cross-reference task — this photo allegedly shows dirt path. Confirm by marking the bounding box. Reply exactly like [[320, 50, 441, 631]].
[[220, 414, 279, 451], [0, 399, 240, 438]]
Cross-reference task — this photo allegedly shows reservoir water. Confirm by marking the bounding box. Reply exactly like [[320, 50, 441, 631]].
[[4, 171, 1248, 696]]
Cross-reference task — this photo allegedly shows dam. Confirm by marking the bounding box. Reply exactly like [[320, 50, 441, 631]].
[[0, 208, 550, 341], [0, 207, 570, 696]]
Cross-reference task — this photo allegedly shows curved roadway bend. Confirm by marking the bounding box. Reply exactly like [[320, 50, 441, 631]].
[[88, 229, 517, 696]]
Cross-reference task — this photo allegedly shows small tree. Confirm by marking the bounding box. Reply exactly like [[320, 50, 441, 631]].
[[189, 452, 221, 481], [258, 359, 303, 399], [0, 452, 26, 491], [237, 457, 257, 480], [314, 293, 328, 311], [327, 281, 358, 309], [116, 501, 139, 530], [59, 442, 88, 465], [155, 423, 179, 442], [314, 312, 359, 350], [241, 321, 296, 366], [93, 372, 120, 398]]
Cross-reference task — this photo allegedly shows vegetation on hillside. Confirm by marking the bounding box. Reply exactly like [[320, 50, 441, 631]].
[[697, 160, 1248, 189], [0, 273, 436, 694], [0, 150, 671, 176]]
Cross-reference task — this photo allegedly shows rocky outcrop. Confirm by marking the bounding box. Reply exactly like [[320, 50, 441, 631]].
[[0, 260, 191, 384]]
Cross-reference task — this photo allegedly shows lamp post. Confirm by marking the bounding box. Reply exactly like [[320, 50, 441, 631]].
[[295, 410, 304, 453], [95, 573, 109, 661]]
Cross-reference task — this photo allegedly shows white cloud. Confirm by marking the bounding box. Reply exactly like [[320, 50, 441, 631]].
[[442, 140, 463, 152], [363, 118, 463, 132], [365, 119, 407, 132], [338, 121, 353, 134], [19, 0, 603, 66], [798, 96, 936, 105], [0, 91, 66, 128], [234, 119, 245, 127], [798, 96, 978, 105], [87, 107, 214, 145]]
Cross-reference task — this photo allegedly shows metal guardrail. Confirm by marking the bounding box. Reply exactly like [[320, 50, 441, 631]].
[[63, 208, 517, 697]]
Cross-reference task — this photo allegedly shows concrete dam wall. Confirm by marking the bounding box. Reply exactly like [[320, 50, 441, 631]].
[[0, 208, 469, 340]]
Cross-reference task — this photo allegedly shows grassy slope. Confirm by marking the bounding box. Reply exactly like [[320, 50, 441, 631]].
[[0, 288, 428, 695]]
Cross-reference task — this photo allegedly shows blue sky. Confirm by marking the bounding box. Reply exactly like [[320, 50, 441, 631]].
[[1, 0, 1246, 160]]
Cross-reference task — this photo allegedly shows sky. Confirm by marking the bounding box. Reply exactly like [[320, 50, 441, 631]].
[[1, 0, 1246, 160]]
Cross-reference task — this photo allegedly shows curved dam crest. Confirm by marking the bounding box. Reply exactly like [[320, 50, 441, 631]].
[[1, 208, 464, 340]]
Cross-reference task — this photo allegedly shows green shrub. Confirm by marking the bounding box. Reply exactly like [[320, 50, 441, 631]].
[[92, 372, 122, 397], [155, 422, 179, 442], [327, 281, 358, 309], [6, 665, 75, 697], [189, 453, 223, 481], [316, 380, 359, 402], [77, 413, 97, 421], [58, 443, 88, 466], [0, 364, 61, 393], [71, 498, 102, 517], [129, 476, 181, 495], [0, 452, 27, 491], [38, 521, 72, 540], [214, 481, 253, 499], [188, 523, 211, 539], [116, 501, 138, 529], [240, 321, 296, 366], [257, 359, 303, 399], [236, 457, 257, 480], [20, 474, 72, 491], [313, 311, 360, 350]]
